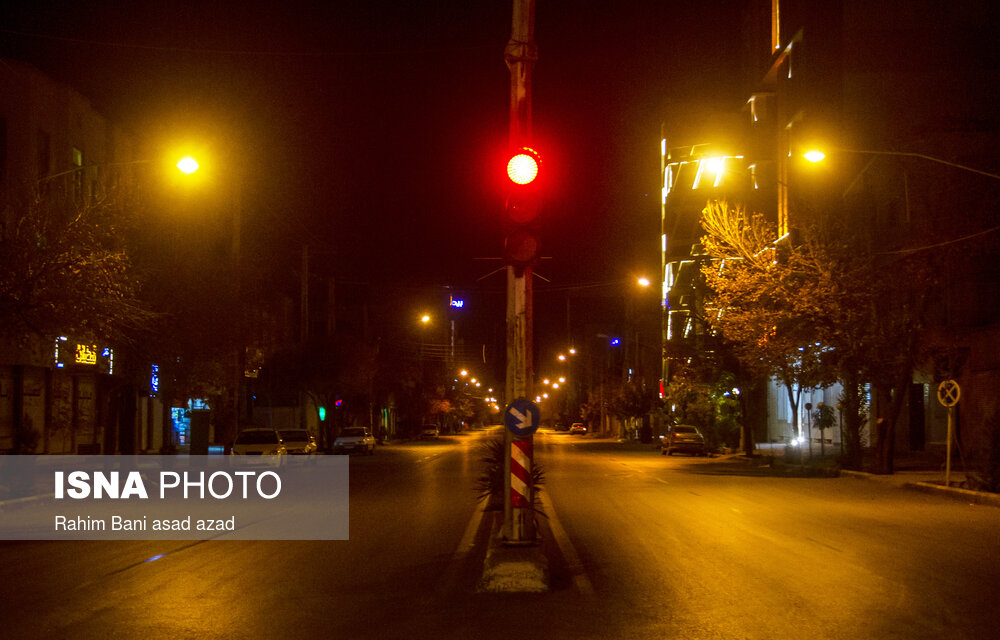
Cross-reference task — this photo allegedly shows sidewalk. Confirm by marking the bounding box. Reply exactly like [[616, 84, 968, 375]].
[[572, 434, 1000, 509]]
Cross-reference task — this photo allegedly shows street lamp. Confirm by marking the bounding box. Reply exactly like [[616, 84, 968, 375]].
[[176, 156, 200, 174]]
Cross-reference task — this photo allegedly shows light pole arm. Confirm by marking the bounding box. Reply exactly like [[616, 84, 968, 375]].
[[845, 149, 1000, 181]]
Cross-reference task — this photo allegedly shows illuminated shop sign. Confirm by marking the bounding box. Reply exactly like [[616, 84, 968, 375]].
[[54, 338, 114, 374]]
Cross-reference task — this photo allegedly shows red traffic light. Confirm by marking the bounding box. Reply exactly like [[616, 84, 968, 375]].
[[506, 147, 541, 185]]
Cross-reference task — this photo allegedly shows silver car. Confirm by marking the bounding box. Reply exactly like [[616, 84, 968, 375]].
[[660, 425, 706, 456], [278, 429, 317, 455], [333, 427, 376, 455], [231, 429, 287, 455]]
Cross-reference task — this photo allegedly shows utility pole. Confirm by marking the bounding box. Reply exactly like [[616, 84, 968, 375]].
[[503, 0, 538, 545]]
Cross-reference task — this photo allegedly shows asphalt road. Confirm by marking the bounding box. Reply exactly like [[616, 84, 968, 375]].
[[1, 428, 997, 640]]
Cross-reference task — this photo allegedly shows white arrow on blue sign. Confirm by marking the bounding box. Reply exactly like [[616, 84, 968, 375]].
[[504, 398, 540, 437]]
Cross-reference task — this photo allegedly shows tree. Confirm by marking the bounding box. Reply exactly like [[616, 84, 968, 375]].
[[699, 200, 934, 470], [663, 362, 741, 452], [813, 402, 836, 456], [0, 181, 154, 348], [701, 202, 838, 445]]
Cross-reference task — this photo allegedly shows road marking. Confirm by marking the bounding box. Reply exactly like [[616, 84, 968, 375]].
[[453, 504, 489, 562], [538, 491, 595, 596]]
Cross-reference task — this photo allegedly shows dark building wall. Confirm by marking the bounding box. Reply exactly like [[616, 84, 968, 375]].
[[661, 2, 1000, 454]]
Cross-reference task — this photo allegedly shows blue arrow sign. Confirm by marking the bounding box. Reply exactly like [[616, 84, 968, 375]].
[[504, 398, 540, 437]]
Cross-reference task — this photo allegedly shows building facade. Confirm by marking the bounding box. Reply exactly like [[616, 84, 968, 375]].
[[660, 0, 1000, 459], [0, 59, 170, 454]]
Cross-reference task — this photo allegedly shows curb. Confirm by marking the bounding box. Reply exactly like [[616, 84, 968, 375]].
[[903, 481, 1000, 508], [840, 469, 1000, 509]]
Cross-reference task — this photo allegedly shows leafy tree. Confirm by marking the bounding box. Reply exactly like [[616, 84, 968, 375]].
[[701, 202, 836, 444], [663, 362, 741, 452], [578, 396, 603, 432], [812, 401, 836, 456], [700, 200, 934, 470], [608, 379, 655, 420], [0, 181, 154, 348]]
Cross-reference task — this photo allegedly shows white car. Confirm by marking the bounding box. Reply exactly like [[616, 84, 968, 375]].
[[333, 427, 376, 455], [230, 429, 287, 455], [278, 429, 317, 455], [420, 424, 439, 439]]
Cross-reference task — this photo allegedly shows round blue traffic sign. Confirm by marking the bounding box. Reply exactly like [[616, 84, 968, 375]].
[[504, 398, 540, 437]]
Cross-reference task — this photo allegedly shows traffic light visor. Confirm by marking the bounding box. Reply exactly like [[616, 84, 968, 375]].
[[507, 148, 540, 185]]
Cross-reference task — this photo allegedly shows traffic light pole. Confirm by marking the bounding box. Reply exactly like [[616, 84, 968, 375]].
[[504, 263, 534, 543], [502, 0, 537, 545]]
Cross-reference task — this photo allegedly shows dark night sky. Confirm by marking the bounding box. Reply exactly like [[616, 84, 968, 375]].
[[1, 0, 744, 358]]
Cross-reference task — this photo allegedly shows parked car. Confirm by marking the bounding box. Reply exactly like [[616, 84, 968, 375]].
[[231, 429, 287, 455], [333, 427, 376, 455], [568, 423, 587, 435], [554, 422, 569, 431], [420, 424, 439, 439], [278, 429, 317, 455], [660, 425, 706, 456]]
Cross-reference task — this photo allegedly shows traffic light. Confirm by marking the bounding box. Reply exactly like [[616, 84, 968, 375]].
[[507, 147, 540, 185], [504, 146, 541, 223]]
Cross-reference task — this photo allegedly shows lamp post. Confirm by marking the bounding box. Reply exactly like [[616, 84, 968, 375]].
[[36, 153, 219, 454]]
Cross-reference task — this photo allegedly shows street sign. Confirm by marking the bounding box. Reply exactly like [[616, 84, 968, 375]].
[[937, 380, 961, 407], [504, 398, 540, 437]]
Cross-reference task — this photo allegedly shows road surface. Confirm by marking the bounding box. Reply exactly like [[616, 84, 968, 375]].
[[1, 428, 997, 639]]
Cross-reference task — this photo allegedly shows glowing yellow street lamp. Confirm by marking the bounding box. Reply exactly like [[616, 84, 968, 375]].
[[637, 276, 651, 287], [176, 156, 200, 174]]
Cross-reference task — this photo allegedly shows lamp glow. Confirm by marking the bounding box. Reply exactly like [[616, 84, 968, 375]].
[[804, 150, 826, 163], [176, 156, 200, 174]]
